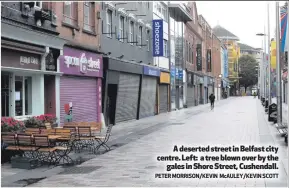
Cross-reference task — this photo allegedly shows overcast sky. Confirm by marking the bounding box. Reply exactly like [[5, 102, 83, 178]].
[[195, 1, 283, 50]]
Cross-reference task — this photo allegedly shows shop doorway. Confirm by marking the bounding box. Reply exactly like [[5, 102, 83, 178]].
[[44, 75, 56, 115], [106, 84, 117, 125]]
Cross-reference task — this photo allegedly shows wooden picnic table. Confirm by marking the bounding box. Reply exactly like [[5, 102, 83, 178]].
[[48, 135, 62, 140]]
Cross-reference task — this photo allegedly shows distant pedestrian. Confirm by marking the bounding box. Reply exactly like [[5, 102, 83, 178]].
[[209, 93, 215, 110]]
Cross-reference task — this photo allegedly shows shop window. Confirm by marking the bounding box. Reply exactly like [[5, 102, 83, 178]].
[[15, 76, 32, 116], [63, 2, 78, 26], [119, 16, 125, 42], [83, 2, 95, 32], [34, 1, 42, 9], [106, 9, 113, 38]]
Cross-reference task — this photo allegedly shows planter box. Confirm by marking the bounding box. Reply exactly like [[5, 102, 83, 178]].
[[11, 156, 39, 169]]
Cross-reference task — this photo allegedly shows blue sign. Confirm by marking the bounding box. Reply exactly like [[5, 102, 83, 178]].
[[152, 20, 164, 57], [170, 66, 175, 78], [178, 69, 183, 80], [143, 66, 160, 77]]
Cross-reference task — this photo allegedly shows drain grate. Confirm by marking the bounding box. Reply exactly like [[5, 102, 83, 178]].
[[59, 166, 102, 175]]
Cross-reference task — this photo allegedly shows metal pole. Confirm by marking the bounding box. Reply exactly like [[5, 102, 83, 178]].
[[267, 3, 272, 104], [167, 1, 172, 112], [261, 40, 264, 98], [276, 1, 283, 124], [264, 25, 267, 99], [286, 0, 289, 139]]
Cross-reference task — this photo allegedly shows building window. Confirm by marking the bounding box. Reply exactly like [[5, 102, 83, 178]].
[[138, 26, 143, 48], [119, 16, 125, 42], [129, 21, 134, 45], [164, 39, 168, 57], [63, 2, 78, 26], [106, 9, 113, 38], [83, 2, 95, 32], [146, 30, 150, 51], [192, 51, 194, 64], [162, 7, 168, 20]]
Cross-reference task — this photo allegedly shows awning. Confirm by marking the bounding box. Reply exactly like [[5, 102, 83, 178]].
[[1, 21, 67, 50], [168, 3, 193, 22]]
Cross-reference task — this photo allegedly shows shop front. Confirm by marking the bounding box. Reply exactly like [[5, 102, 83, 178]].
[[102, 57, 142, 125], [197, 75, 204, 105], [138, 66, 160, 119], [204, 76, 209, 104], [158, 72, 170, 114], [59, 46, 103, 124], [175, 68, 184, 109], [1, 40, 61, 120]]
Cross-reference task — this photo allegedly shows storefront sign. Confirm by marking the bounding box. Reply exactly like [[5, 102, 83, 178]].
[[175, 69, 183, 80], [143, 66, 160, 77], [196, 44, 202, 71], [206, 49, 211, 72], [152, 19, 163, 57], [2, 49, 41, 70], [170, 65, 175, 78], [60, 47, 103, 77], [160, 72, 170, 84]]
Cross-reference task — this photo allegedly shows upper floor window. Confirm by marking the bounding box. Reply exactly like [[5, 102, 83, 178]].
[[106, 9, 113, 38], [138, 26, 143, 48], [129, 21, 134, 45], [162, 7, 168, 20], [63, 2, 78, 26], [146, 30, 150, 51], [83, 2, 95, 32], [164, 39, 168, 57], [119, 16, 125, 42]]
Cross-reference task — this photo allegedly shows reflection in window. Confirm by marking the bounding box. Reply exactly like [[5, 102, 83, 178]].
[[1, 74, 10, 117], [15, 76, 32, 116], [25, 77, 32, 115], [15, 76, 23, 116]]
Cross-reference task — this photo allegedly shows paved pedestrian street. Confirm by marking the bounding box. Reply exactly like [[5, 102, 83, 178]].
[[11, 98, 289, 187]]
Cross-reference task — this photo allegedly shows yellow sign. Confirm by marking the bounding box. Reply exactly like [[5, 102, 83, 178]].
[[160, 72, 170, 84], [270, 41, 276, 69]]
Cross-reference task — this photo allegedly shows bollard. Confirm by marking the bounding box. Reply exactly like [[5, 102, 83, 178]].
[[265, 100, 269, 112]]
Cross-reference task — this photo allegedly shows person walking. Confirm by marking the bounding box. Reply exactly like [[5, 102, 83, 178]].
[[209, 93, 216, 110]]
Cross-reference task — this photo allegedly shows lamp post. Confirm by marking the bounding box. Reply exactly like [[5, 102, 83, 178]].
[[256, 36, 266, 100], [217, 74, 222, 100]]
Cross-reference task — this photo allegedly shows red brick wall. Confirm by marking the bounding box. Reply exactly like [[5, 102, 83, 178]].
[[52, 2, 101, 49]]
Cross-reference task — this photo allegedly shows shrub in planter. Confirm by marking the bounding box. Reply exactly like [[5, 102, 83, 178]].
[[24, 117, 41, 128], [36, 114, 57, 129], [1, 117, 25, 133]]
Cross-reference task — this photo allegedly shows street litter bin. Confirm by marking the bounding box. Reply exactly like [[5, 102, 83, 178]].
[[268, 103, 277, 122]]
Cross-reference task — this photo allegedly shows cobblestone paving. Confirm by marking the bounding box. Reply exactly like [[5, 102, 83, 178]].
[[24, 98, 289, 187]]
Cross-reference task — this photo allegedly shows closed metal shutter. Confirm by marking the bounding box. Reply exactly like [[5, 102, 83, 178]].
[[159, 84, 168, 113], [60, 76, 98, 124], [187, 85, 194, 107], [115, 73, 140, 123], [139, 76, 157, 119]]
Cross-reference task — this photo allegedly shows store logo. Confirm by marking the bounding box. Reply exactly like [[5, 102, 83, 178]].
[[20, 56, 39, 65], [153, 20, 163, 57], [64, 53, 100, 74]]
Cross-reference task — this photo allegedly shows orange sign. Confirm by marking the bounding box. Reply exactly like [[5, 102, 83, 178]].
[[160, 72, 170, 84]]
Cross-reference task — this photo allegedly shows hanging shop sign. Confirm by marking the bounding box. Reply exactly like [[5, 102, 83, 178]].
[[160, 72, 170, 84], [196, 44, 202, 71], [152, 19, 164, 57], [207, 49, 211, 72]]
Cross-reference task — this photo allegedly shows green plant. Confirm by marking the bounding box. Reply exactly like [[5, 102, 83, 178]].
[[24, 117, 41, 128], [1, 117, 25, 132]]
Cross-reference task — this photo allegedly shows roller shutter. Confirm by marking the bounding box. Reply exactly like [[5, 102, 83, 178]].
[[159, 84, 168, 113], [139, 76, 157, 119], [187, 84, 194, 107], [115, 73, 140, 123], [60, 76, 98, 124]]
